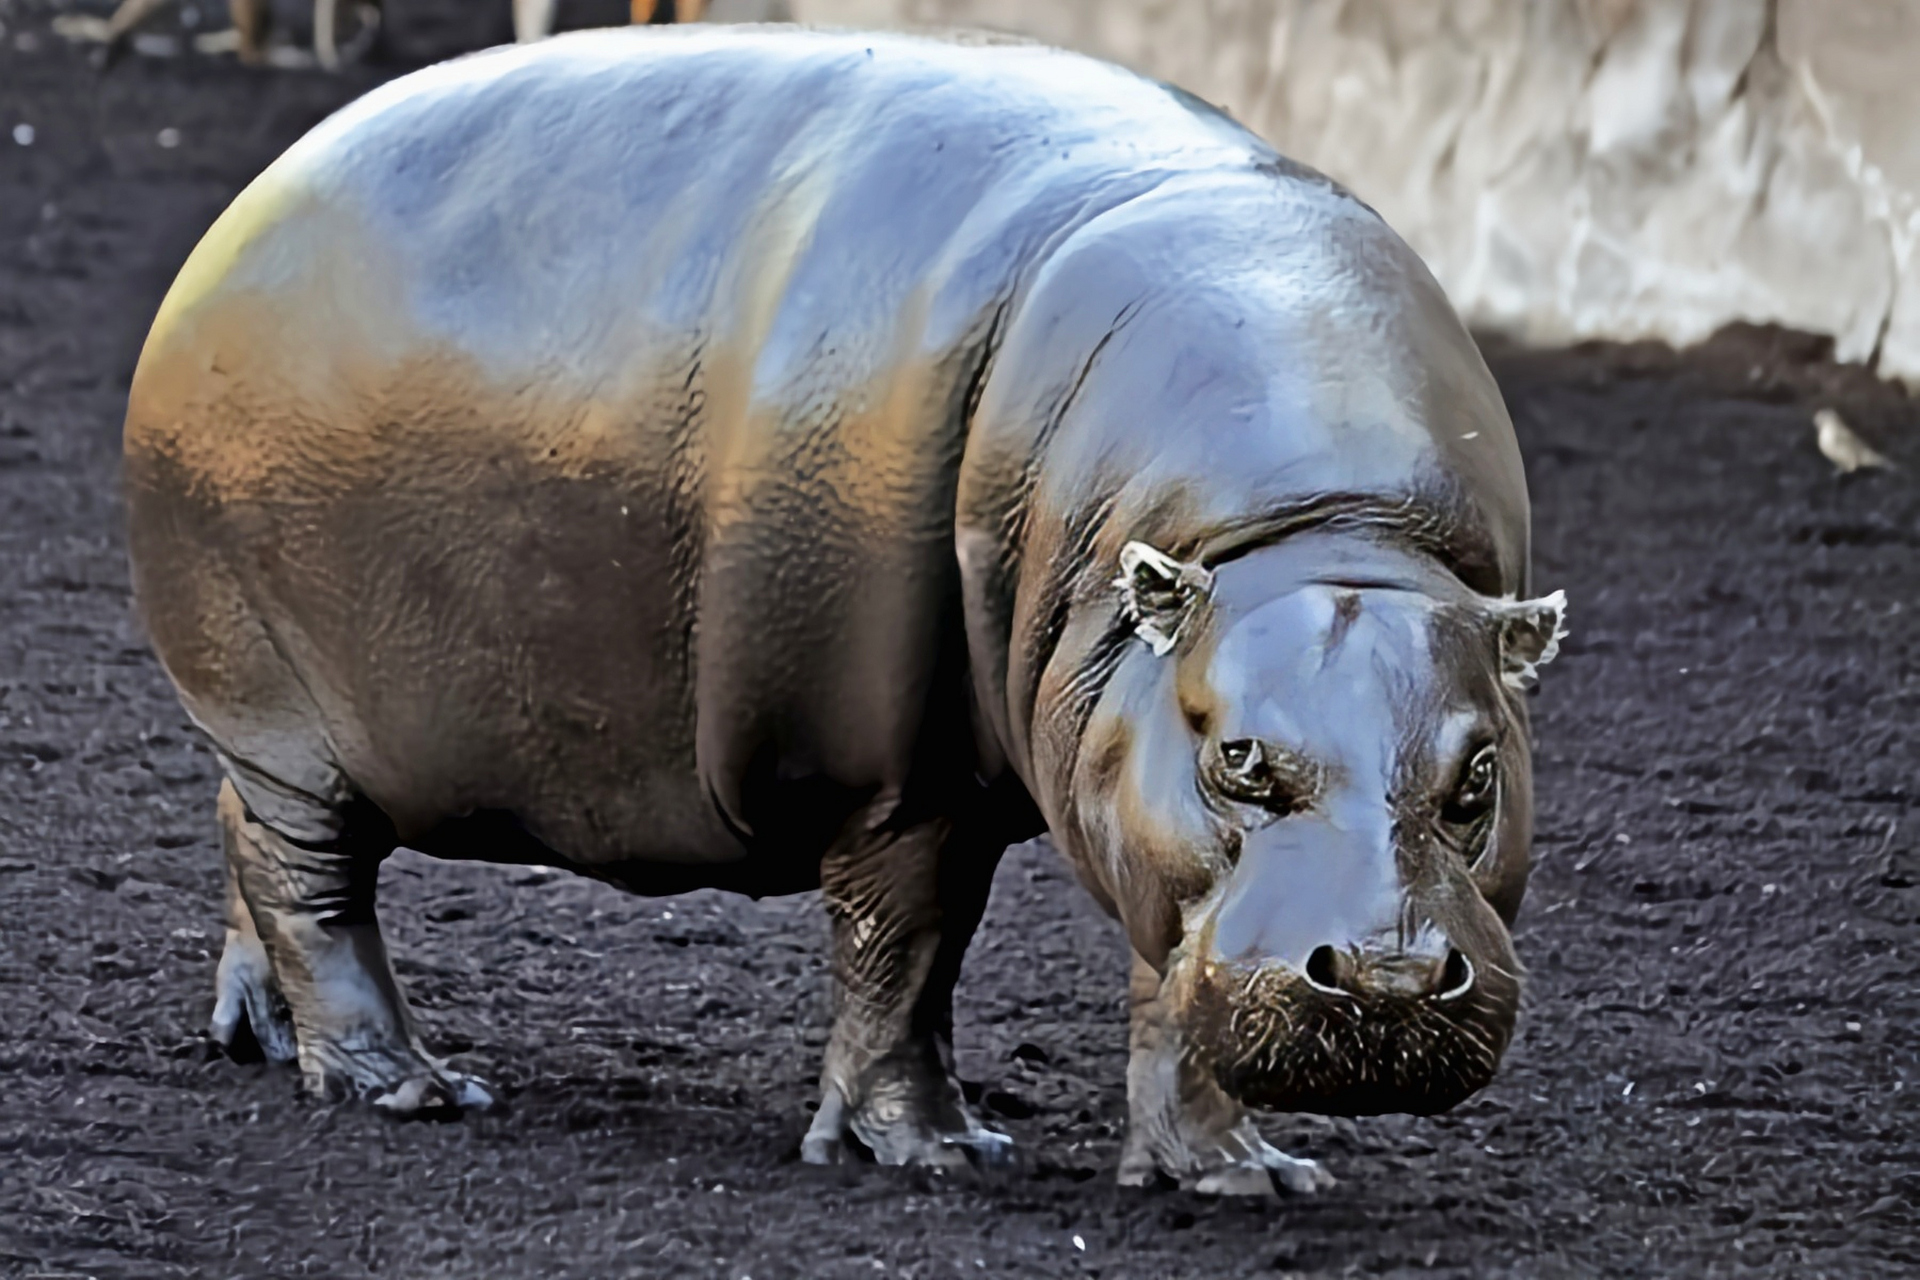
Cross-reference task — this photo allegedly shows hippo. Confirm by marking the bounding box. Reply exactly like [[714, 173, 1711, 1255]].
[[123, 26, 1566, 1194]]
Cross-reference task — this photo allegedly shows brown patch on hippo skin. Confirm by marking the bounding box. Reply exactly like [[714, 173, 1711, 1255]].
[[1054, 707, 1206, 969], [1045, 560, 1228, 973], [1107, 740, 1221, 957], [1172, 600, 1224, 737], [1039, 707, 1123, 924], [1323, 589, 1363, 658], [1078, 713, 1132, 799]]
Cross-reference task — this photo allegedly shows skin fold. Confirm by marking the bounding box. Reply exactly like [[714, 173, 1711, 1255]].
[[124, 28, 1563, 1193]]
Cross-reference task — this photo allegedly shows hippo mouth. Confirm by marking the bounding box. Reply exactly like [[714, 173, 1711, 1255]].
[[1182, 958, 1517, 1116]]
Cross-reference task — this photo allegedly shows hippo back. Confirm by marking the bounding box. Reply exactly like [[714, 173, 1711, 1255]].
[[125, 29, 1296, 870]]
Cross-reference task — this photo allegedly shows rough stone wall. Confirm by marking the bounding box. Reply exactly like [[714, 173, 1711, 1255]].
[[791, 0, 1920, 385]]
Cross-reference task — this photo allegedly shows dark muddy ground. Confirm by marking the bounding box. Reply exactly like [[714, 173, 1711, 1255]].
[[1, 5, 1917, 1277]]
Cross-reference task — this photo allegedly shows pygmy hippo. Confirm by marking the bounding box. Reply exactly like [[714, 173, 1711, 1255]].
[[123, 27, 1566, 1194]]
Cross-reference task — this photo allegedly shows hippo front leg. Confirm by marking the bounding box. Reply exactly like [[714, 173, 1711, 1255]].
[[1119, 951, 1335, 1197], [802, 809, 1011, 1170]]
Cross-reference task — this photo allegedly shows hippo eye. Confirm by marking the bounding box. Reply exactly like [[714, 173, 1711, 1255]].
[[1213, 738, 1284, 807], [1444, 745, 1499, 824]]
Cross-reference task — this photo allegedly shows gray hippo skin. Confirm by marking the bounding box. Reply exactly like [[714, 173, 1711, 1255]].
[[123, 27, 1565, 1194]]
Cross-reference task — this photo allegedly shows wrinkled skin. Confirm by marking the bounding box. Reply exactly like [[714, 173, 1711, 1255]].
[[123, 28, 1562, 1196]]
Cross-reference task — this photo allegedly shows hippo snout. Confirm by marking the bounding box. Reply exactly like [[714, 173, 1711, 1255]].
[[1178, 897, 1521, 1117], [1171, 796, 1524, 1115], [1181, 947, 1517, 1116]]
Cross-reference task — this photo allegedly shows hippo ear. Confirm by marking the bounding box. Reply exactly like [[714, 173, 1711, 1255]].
[[1493, 590, 1568, 690], [1115, 541, 1214, 656]]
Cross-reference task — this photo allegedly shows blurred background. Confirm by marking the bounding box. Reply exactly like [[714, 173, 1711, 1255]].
[[12, 0, 1913, 385], [801, 2, 1920, 391]]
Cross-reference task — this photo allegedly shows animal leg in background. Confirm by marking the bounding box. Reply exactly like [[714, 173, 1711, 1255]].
[[100, 0, 235, 66], [103, 0, 170, 46], [640, 0, 709, 20], [513, 0, 555, 42], [226, 0, 266, 62], [518, 0, 706, 42], [313, 0, 382, 71]]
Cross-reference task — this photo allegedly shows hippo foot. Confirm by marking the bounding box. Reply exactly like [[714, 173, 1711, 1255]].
[[369, 1071, 495, 1117], [209, 925, 298, 1065], [1124, 951, 1336, 1198], [299, 1042, 494, 1117], [800, 1099, 1013, 1171], [1117, 1119, 1335, 1198], [801, 1060, 1013, 1172]]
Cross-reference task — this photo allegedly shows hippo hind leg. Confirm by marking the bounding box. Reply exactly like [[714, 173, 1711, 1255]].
[[209, 781, 297, 1065], [1119, 951, 1335, 1197], [215, 771, 490, 1115], [803, 808, 1011, 1171], [131, 498, 483, 1113]]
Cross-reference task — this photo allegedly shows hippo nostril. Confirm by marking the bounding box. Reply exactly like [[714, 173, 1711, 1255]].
[[1303, 945, 1352, 996], [1435, 949, 1475, 1001]]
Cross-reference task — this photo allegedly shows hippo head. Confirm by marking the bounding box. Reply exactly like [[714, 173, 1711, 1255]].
[[1060, 529, 1565, 1116]]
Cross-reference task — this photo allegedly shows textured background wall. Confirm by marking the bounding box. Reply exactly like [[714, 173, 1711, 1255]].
[[791, 1, 1920, 386]]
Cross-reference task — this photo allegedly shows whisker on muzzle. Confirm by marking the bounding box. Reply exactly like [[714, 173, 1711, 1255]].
[[1182, 958, 1518, 1116]]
